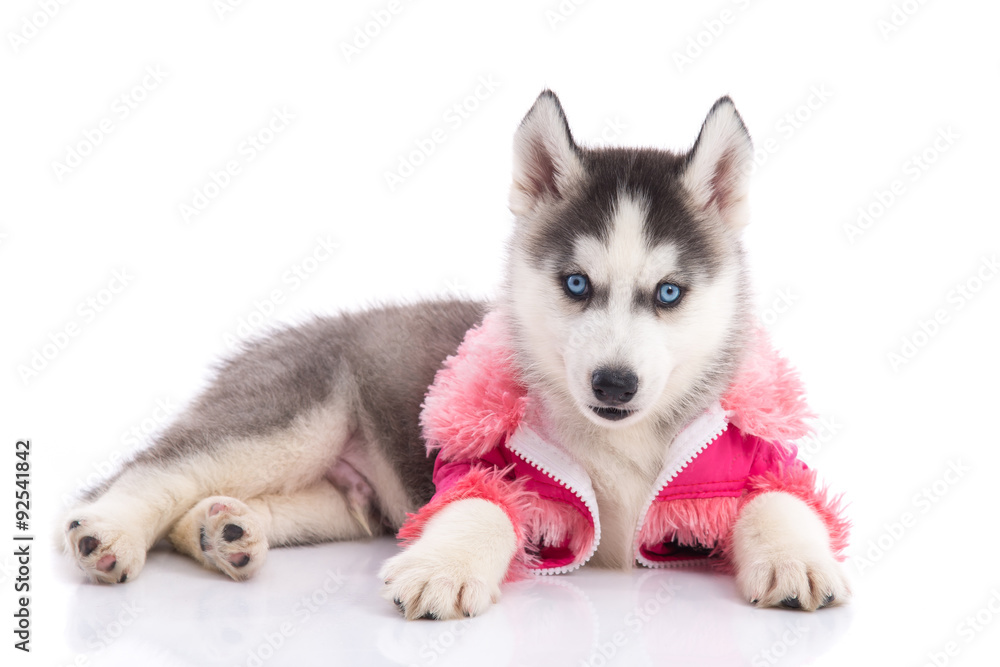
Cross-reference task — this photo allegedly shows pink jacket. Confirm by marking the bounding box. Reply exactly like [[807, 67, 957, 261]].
[[398, 313, 849, 578]]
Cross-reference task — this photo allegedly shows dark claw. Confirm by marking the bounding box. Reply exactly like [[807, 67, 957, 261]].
[[233, 554, 251, 568], [463, 610, 471, 618], [393, 597, 405, 614], [820, 594, 835, 608], [78, 536, 99, 557], [420, 611, 439, 620], [200, 527, 209, 551], [750, 598, 759, 605], [68, 520, 80, 530], [119, 573, 128, 583], [780, 596, 802, 609], [222, 524, 244, 542]]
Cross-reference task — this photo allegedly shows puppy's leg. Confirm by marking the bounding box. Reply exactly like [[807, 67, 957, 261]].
[[731, 491, 850, 611], [64, 401, 353, 585], [168, 480, 377, 580], [64, 463, 205, 584], [379, 498, 517, 620]]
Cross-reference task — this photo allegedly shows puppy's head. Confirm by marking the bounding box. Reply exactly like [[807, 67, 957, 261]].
[[502, 91, 754, 429]]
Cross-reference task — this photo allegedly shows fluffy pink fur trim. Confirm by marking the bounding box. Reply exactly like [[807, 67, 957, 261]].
[[420, 312, 528, 461], [526, 497, 594, 559], [423, 315, 815, 461], [721, 326, 815, 443], [638, 497, 739, 552], [396, 466, 538, 581]]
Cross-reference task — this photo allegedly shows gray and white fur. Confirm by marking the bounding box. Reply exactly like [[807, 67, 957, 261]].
[[63, 91, 848, 616]]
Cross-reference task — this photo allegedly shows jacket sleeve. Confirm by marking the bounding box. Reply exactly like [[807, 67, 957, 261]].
[[395, 451, 538, 581], [739, 438, 850, 560]]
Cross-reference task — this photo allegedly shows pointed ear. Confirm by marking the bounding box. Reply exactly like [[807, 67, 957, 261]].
[[510, 90, 585, 217], [680, 96, 753, 229]]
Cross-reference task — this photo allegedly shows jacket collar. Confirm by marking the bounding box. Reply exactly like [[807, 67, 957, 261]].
[[505, 402, 729, 573]]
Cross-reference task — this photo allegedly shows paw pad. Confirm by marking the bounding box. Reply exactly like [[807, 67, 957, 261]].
[[222, 524, 244, 542], [185, 496, 267, 581], [229, 553, 251, 568], [78, 536, 99, 557]]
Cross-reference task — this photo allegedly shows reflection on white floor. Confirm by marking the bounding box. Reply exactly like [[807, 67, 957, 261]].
[[54, 537, 853, 666]]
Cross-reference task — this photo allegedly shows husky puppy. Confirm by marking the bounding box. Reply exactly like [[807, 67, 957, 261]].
[[63, 91, 849, 617]]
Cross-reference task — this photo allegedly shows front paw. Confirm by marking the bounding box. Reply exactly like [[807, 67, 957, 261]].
[[377, 498, 517, 620], [379, 547, 499, 620], [732, 491, 851, 611], [736, 551, 849, 611]]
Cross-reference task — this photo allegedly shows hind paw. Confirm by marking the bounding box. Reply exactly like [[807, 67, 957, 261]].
[[183, 496, 268, 581], [64, 515, 146, 584]]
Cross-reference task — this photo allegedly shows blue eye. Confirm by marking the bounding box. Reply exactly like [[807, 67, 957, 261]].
[[657, 282, 682, 305], [564, 274, 589, 298]]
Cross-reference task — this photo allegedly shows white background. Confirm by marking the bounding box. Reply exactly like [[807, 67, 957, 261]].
[[3, 1, 999, 665]]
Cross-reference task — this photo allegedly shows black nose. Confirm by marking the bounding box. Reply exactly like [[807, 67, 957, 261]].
[[591, 368, 638, 405]]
